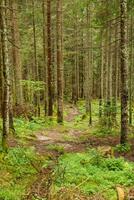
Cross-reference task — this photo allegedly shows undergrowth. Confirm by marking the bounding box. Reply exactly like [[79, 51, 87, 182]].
[[54, 149, 134, 200], [14, 117, 58, 140], [0, 147, 49, 200], [46, 144, 65, 154], [0, 101, 133, 200], [114, 143, 131, 153]]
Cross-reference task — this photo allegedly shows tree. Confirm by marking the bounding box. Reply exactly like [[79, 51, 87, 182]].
[[99, 30, 104, 119], [47, 0, 53, 116], [85, 4, 92, 125], [32, 0, 40, 116], [129, 13, 133, 125], [112, 20, 119, 122], [0, 18, 3, 116], [42, 0, 48, 116], [120, 0, 128, 144], [0, 0, 10, 150], [56, 0, 64, 123], [10, 0, 23, 106]]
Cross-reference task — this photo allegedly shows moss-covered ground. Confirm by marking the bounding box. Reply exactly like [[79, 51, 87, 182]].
[[0, 101, 134, 199]]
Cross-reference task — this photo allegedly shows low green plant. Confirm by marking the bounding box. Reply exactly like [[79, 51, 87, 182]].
[[114, 143, 131, 153], [100, 157, 126, 171], [46, 144, 65, 154], [14, 116, 58, 140], [54, 149, 134, 199], [93, 125, 119, 137], [0, 147, 48, 200], [14, 118, 45, 139]]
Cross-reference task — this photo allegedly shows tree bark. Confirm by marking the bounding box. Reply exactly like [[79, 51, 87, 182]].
[[0, 0, 10, 150], [47, 0, 53, 116], [120, 0, 128, 144], [56, 0, 64, 123], [10, 0, 23, 106], [129, 14, 133, 125], [42, 0, 48, 116], [0, 23, 3, 116], [32, 0, 40, 116]]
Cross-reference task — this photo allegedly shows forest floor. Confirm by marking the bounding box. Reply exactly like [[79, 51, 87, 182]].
[[11, 102, 134, 161], [29, 105, 134, 161], [1, 101, 134, 200]]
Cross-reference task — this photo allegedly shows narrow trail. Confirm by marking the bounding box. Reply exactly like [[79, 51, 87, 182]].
[[24, 105, 87, 199], [29, 104, 86, 155], [27, 104, 126, 160], [65, 104, 80, 122], [8, 104, 134, 161]]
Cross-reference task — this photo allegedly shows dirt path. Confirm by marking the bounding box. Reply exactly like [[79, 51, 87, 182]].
[[8, 104, 134, 161], [24, 105, 84, 199], [65, 104, 80, 122], [22, 104, 134, 162], [29, 104, 84, 154]]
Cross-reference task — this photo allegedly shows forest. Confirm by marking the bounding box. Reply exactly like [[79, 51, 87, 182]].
[[0, 0, 134, 199]]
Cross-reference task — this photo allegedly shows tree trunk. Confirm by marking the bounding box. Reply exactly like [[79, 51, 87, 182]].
[[32, 0, 40, 116], [56, 0, 64, 123], [0, 0, 10, 150], [99, 30, 104, 118], [42, 0, 48, 116], [120, 0, 128, 144], [0, 24, 3, 116], [129, 14, 133, 125], [112, 21, 118, 122], [47, 0, 53, 116], [10, 0, 23, 106], [85, 5, 92, 125]]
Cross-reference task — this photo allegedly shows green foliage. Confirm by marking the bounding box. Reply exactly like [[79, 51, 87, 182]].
[[0, 186, 25, 200], [14, 117, 58, 140], [5, 147, 37, 176], [0, 147, 40, 200], [101, 157, 127, 171], [54, 150, 134, 199], [46, 144, 65, 154], [93, 126, 118, 137], [21, 80, 45, 92], [0, 101, 132, 199], [85, 149, 104, 166], [14, 118, 45, 139], [115, 144, 131, 153], [0, 146, 51, 200], [76, 100, 86, 114]]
